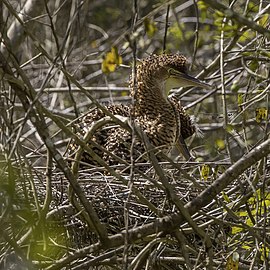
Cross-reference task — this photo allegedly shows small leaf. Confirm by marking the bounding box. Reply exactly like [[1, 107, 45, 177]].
[[231, 226, 242, 234], [248, 2, 259, 12], [226, 124, 234, 133], [230, 80, 240, 92], [226, 252, 239, 270], [248, 189, 270, 214], [238, 94, 244, 111], [90, 40, 97, 49], [201, 164, 210, 180], [238, 210, 248, 217], [255, 107, 268, 123], [249, 60, 259, 71], [197, 1, 208, 21], [216, 139, 225, 150], [101, 47, 123, 74], [242, 242, 252, 250], [169, 22, 183, 40], [144, 18, 157, 38], [258, 14, 269, 26], [239, 29, 255, 43], [222, 191, 231, 203], [246, 217, 254, 226], [260, 244, 270, 261], [197, 0, 208, 10]]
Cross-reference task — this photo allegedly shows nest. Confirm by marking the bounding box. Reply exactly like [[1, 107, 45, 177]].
[[1, 162, 270, 270]]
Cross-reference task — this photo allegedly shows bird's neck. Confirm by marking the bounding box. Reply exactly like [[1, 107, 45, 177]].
[[132, 77, 170, 116], [131, 76, 179, 148]]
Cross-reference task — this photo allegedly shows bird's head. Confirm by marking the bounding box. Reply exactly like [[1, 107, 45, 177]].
[[130, 54, 211, 100], [150, 54, 211, 95]]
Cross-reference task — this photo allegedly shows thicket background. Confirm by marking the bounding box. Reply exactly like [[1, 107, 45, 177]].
[[0, 0, 269, 269]]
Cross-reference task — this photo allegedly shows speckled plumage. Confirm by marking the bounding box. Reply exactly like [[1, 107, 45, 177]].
[[67, 54, 202, 167], [129, 54, 193, 149]]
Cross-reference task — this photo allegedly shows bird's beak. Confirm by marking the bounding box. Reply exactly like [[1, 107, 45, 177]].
[[175, 72, 211, 89], [168, 70, 211, 90]]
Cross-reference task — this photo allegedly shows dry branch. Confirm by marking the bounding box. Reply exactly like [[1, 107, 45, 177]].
[[45, 137, 270, 269]]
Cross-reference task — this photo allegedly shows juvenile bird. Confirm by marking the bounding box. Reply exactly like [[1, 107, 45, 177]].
[[68, 54, 210, 169]]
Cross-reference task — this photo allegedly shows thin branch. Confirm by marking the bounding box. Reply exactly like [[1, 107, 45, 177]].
[[203, 0, 270, 38], [163, 4, 170, 52], [44, 137, 270, 270], [220, 16, 233, 162], [0, 49, 109, 244]]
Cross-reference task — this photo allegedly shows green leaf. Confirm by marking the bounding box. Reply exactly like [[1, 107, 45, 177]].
[[197, 1, 208, 21], [230, 80, 240, 92], [260, 244, 270, 261], [144, 18, 157, 38], [168, 22, 183, 40], [222, 191, 231, 203], [237, 93, 244, 109], [226, 124, 234, 133], [215, 139, 225, 150], [201, 164, 210, 180], [239, 29, 255, 43], [258, 14, 269, 26]]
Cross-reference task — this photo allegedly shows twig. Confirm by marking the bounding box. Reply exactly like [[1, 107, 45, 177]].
[[220, 15, 232, 162], [44, 137, 270, 270], [203, 0, 270, 38], [191, 0, 199, 67], [163, 4, 170, 52], [0, 49, 110, 244]]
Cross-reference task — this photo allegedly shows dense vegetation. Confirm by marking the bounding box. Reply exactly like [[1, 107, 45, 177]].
[[0, 0, 269, 269]]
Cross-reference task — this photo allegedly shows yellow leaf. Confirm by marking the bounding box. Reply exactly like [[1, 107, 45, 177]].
[[239, 29, 255, 43], [255, 107, 268, 123], [197, 0, 207, 10], [246, 217, 254, 226], [248, 189, 270, 214], [242, 242, 252, 250], [258, 14, 269, 26], [90, 40, 97, 49], [144, 18, 157, 38], [231, 226, 243, 234], [260, 244, 270, 261], [238, 211, 248, 217], [201, 164, 210, 180], [216, 139, 225, 150], [226, 252, 239, 270], [197, 1, 208, 21], [222, 191, 231, 203], [264, 192, 270, 207], [101, 47, 123, 74]]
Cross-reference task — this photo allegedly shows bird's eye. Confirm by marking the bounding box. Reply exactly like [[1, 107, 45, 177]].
[[168, 68, 180, 76], [168, 68, 174, 75]]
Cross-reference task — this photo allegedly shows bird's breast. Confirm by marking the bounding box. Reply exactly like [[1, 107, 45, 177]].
[[137, 108, 178, 149]]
